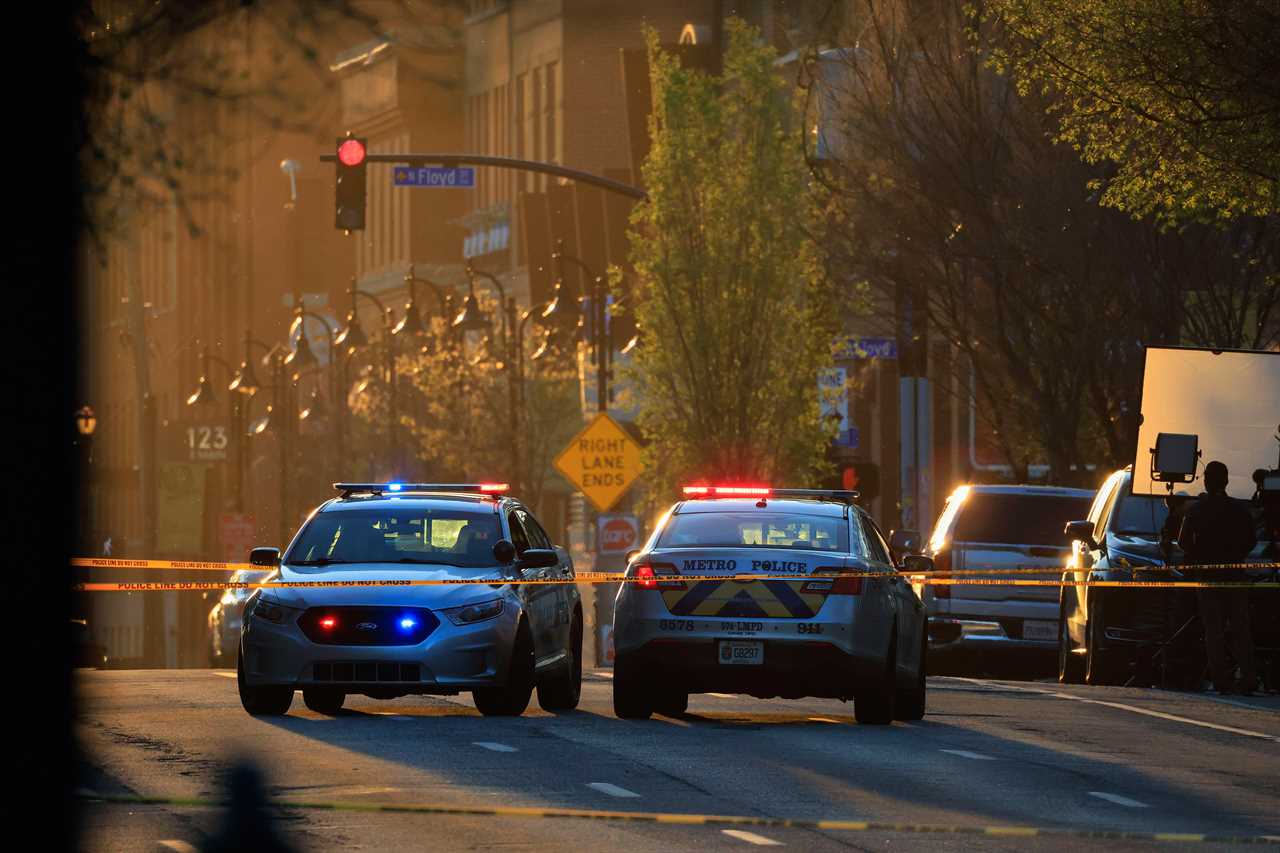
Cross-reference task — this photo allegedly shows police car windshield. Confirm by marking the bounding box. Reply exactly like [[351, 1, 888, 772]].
[[657, 511, 851, 552], [286, 507, 501, 567]]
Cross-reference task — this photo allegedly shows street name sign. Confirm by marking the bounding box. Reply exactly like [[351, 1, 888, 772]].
[[393, 166, 476, 188], [554, 413, 644, 512]]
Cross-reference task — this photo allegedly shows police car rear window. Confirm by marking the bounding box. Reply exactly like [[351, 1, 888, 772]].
[[657, 512, 852, 553], [287, 508, 502, 567]]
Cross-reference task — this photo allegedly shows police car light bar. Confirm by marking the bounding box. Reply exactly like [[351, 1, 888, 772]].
[[681, 485, 860, 502], [334, 483, 510, 497], [682, 485, 772, 497]]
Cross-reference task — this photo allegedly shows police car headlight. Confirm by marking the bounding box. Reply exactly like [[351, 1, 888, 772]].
[[248, 596, 299, 625], [442, 599, 505, 626]]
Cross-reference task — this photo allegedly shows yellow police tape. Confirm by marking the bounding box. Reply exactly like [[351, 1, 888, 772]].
[[71, 556, 1278, 576], [70, 576, 1280, 593], [76, 791, 1280, 845]]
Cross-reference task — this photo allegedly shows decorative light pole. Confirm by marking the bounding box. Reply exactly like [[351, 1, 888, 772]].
[[186, 346, 245, 512], [338, 278, 400, 477]]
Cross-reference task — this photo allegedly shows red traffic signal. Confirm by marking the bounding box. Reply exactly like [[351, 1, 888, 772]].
[[337, 138, 366, 167]]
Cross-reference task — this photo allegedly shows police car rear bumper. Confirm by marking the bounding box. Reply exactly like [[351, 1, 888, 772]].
[[618, 638, 882, 699]]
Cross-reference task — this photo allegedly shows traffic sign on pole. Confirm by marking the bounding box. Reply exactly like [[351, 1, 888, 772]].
[[554, 413, 644, 512]]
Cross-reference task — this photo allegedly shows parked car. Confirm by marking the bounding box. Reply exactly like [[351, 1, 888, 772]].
[[911, 484, 1094, 666], [1059, 466, 1279, 688], [207, 569, 273, 666]]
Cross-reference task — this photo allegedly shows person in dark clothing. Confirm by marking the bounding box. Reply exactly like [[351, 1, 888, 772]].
[[1178, 461, 1258, 694]]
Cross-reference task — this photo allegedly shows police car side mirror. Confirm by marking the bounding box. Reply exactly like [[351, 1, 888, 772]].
[[492, 539, 517, 565], [519, 549, 560, 570], [249, 547, 280, 568]]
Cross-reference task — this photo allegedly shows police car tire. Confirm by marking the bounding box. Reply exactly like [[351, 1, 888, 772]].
[[855, 637, 897, 725], [537, 614, 583, 711], [655, 690, 688, 716], [612, 656, 654, 720], [302, 688, 345, 715], [237, 650, 293, 716], [894, 629, 927, 721], [474, 620, 535, 716]]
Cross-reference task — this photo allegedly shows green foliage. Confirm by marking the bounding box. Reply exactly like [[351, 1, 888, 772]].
[[627, 19, 839, 500], [982, 0, 1280, 222]]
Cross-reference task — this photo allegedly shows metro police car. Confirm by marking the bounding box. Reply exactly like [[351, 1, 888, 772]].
[[612, 486, 928, 724], [237, 483, 581, 718]]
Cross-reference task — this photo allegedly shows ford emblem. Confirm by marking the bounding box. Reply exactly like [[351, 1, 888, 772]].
[[356, 622, 378, 631]]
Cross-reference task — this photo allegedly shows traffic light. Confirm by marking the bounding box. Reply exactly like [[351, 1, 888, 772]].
[[334, 134, 367, 231]]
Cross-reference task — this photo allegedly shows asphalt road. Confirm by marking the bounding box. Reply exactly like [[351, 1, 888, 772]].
[[75, 669, 1280, 852]]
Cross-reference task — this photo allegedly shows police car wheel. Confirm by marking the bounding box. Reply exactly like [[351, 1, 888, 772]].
[[894, 628, 927, 721], [237, 650, 293, 716], [302, 688, 345, 715], [612, 655, 654, 720], [654, 690, 688, 716], [474, 620, 535, 716], [537, 613, 583, 711], [855, 635, 897, 725]]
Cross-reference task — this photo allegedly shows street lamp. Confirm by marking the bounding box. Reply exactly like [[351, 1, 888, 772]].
[[187, 345, 246, 512], [341, 278, 403, 476], [75, 406, 98, 438]]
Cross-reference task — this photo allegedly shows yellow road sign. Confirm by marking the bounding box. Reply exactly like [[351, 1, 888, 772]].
[[554, 412, 644, 512]]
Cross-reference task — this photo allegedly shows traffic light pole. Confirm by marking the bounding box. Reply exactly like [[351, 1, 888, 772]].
[[321, 153, 645, 202]]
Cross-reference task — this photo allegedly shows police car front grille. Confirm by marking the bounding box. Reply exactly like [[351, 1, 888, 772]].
[[312, 661, 422, 682]]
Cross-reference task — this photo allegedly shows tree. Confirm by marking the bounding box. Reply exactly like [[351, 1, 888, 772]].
[[982, 0, 1280, 223], [344, 299, 581, 519], [806, 0, 1280, 479], [627, 19, 841, 499]]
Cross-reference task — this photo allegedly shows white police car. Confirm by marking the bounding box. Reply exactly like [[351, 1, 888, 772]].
[[612, 486, 928, 724], [237, 483, 581, 717]]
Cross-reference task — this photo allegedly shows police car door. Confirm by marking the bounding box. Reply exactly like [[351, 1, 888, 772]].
[[508, 508, 556, 660], [519, 508, 573, 654], [862, 512, 923, 680]]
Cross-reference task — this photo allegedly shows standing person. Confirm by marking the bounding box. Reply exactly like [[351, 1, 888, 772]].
[[1178, 461, 1258, 694]]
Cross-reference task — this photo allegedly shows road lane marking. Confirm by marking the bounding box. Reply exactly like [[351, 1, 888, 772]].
[[588, 782, 640, 798], [940, 749, 995, 761], [722, 829, 783, 845], [1089, 792, 1149, 809], [79, 792, 1280, 844], [707, 693, 735, 699], [158, 842, 197, 853], [373, 713, 414, 720], [957, 678, 1280, 743], [808, 717, 842, 724], [210, 672, 236, 679], [473, 742, 518, 753]]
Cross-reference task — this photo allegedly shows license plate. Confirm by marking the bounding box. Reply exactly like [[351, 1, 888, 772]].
[[1022, 620, 1057, 641], [718, 640, 763, 665]]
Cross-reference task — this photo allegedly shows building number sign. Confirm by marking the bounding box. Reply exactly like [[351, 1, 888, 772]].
[[186, 425, 229, 461]]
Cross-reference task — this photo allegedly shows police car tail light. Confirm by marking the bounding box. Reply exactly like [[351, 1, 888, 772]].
[[810, 569, 862, 595], [631, 564, 658, 589]]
